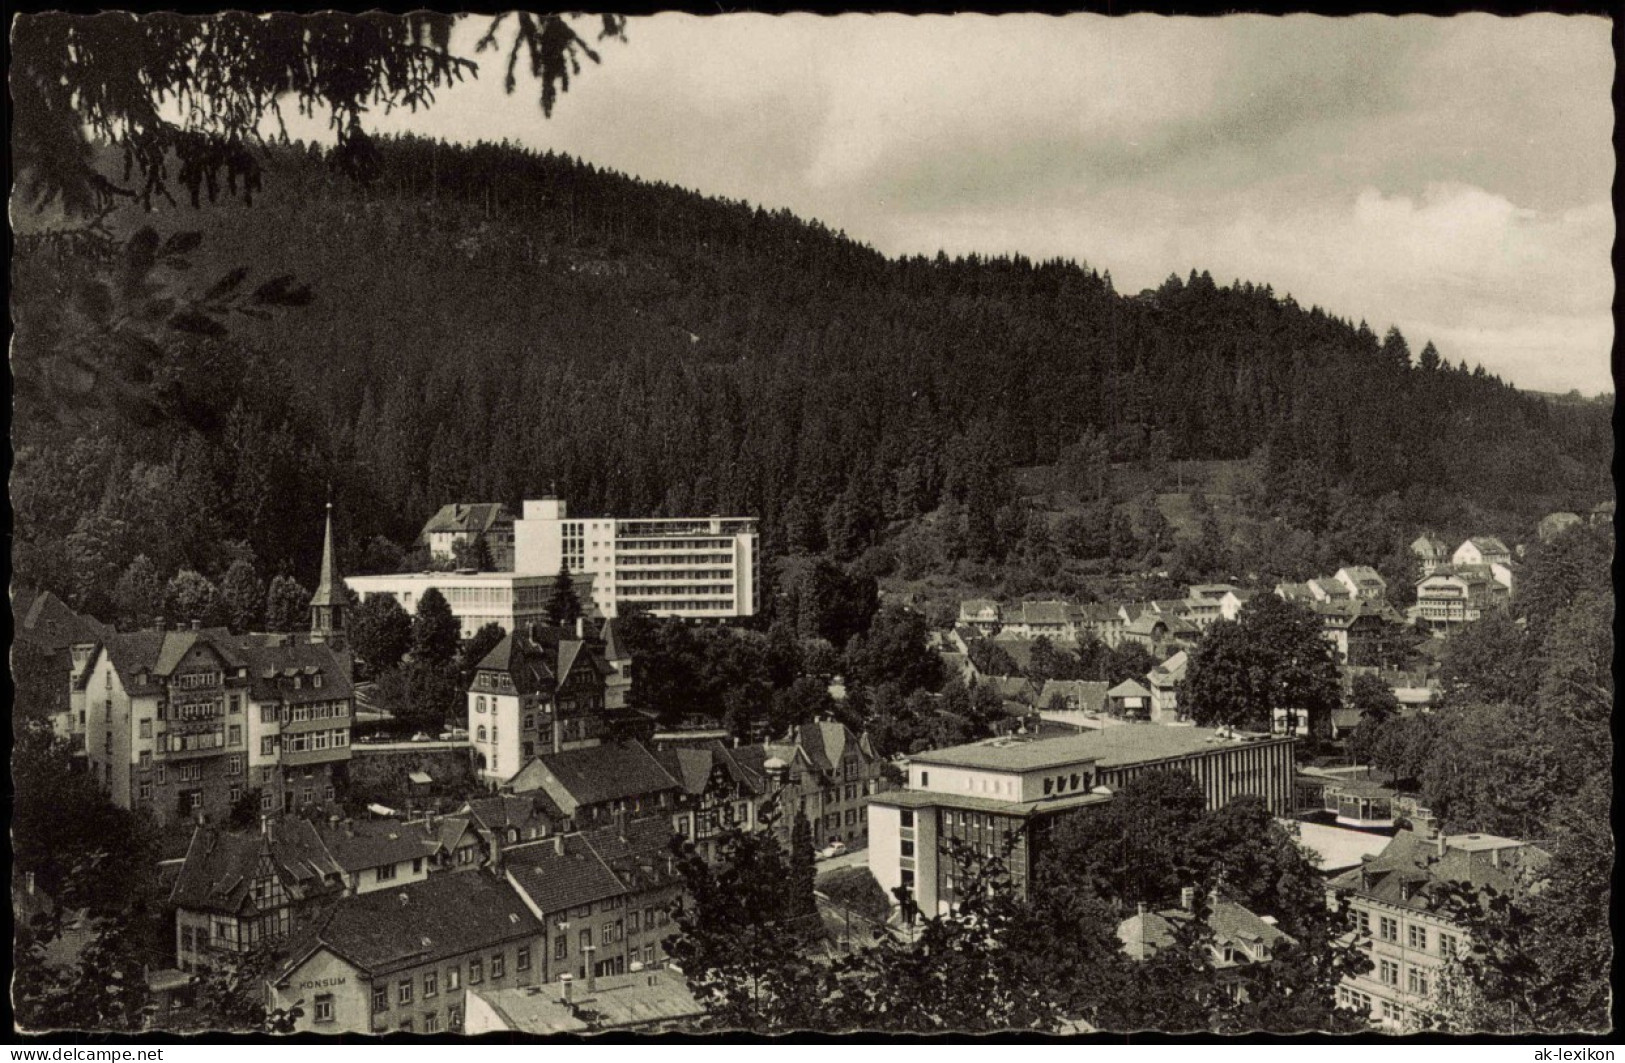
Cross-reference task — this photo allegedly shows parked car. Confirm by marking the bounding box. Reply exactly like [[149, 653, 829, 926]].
[[411, 732, 432, 743], [818, 841, 847, 860]]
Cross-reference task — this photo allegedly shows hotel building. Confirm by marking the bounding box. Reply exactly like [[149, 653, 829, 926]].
[[512, 498, 758, 619]]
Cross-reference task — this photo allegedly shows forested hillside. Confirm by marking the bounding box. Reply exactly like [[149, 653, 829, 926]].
[[11, 135, 1612, 621]]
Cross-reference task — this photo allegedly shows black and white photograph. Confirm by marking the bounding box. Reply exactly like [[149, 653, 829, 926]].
[[8, 9, 1615, 1040]]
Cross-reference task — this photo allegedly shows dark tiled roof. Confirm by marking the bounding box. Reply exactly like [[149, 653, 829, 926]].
[[11, 587, 111, 653], [315, 818, 439, 872], [466, 792, 566, 834], [1328, 830, 1549, 914], [504, 834, 627, 915], [579, 817, 682, 893], [170, 821, 342, 916], [1021, 600, 1071, 625], [1121, 895, 1292, 963], [284, 873, 542, 979], [420, 503, 514, 537], [507, 741, 680, 811]]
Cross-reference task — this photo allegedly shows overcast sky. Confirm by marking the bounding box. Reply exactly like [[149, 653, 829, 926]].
[[363, 14, 1614, 394]]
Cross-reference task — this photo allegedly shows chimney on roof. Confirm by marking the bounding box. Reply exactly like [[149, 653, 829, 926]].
[[1437, 834, 1446, 859], [613, 808, 627, 842], [1180, 887, 1195, 912], [398, 892, 410, 907], [1491, 846, 1501, 869]]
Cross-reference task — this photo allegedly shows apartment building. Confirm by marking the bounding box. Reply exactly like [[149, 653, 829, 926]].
[[511, 497, 759, 619], [1412, 566, 1511, 633], [503, 816, 684, 985], [268, 872, 547, 1034], [732, 721, 889, 852], [869, 727, 1296, 917], [1328, 830, 1549, 1031], [169, 816, 441, 971], [467, 625, 614, 785], [81, 628, 353, 825], [344, 571, 599, 640]]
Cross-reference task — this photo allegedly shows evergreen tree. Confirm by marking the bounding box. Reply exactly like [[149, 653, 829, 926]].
[[547, 561, 583, 627], [411, 586, 460, 667]]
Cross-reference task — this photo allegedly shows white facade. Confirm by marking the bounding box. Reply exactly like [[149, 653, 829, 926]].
[[512, 498, 759, 619], [345, 572, 590, 640], [470, 688, 526, 784]]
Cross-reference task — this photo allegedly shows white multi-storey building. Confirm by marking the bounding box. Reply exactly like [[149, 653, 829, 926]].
[[512, 498, 758, 619], [344, 571, 599, 640]]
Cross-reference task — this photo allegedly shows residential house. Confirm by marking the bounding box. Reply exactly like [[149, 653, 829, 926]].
[[1313, 600, 1403, 667], [1589, 500, 1614, 525], [1451, 537, 1512, 569], [733, 721, 888, 851], [82, 628, 354, 826], [419, 502, 516, 570], [957, 599, 1003, 637], [1334, 567, 1388, 602], [1118, 888, 1292, 1000], [10, 586, 112, 749], [505, 740, 683, 830], [170, 816, 440, 973], [1275, 582, 1317, 606], [1183, 584, 1238, 630], [1072, 603, 1126, 647], [1009, 600, 1074, 640], [464, 967, 702, 1034], [1308, 578, 1354, 605], [598, 618, 633, 711], [1328, 829, 1549, 1031], [468, 624, 614, 785], [1412, 566, 1510, 632], [1106, 679, 1153, 720], [1410, 535, 1449, 578], [1119, 612, 1197, 657], [654, 740, 767, 861], [268, 871, 547, 1034], [463, 792, 566, 852], [1146, 651, 1189, 723], [501, 816, 683, 985], [1219, 589, 1256, 623]]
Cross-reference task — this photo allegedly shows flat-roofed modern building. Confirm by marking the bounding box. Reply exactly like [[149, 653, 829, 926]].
[[868, 726, 1296, 917], [344, 572, 599, 640], [512, 498, 758, 619]]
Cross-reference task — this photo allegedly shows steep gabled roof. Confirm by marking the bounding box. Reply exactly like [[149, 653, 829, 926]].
[[11, 587, 111, 653], [1107, 678, 1152, 699], [504, 834, 627, 915], [420, 502, 514, 537], [507, 741, 681, 812], [1020, 600, 1071, 626], [281, 873, 541, 980]]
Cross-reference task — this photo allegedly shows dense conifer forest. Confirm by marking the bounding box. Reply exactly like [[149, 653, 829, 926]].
[[11, 135, 1612, 620]]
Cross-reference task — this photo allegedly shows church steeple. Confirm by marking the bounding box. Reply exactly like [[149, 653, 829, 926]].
[[310, 501, 344, 644]]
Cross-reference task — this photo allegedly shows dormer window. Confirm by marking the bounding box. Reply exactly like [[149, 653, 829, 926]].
[[293, 676, 302, 690]]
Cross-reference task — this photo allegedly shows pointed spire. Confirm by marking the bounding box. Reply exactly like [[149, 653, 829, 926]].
[[311, 501, 339, 609], [310, 500, 344, 643]]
